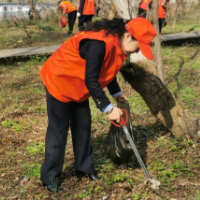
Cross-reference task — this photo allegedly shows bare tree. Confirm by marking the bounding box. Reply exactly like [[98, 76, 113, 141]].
[[176, 0, 184, 18], [152, 0, 164, 81]]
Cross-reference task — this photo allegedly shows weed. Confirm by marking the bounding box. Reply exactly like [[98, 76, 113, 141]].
[[37, 193, 45, 198], [152, 159, 168, 170], [94, 186, 103, 195], [1, 120, 25, 133], [26, 142, 45, 155], [38, 24, 55, 31], [194, 190, 200, 200], [133, 193, 141, 200], [5, 151, 16, 156], [1, 120, 12, 128], [105, 172, 128, 186], [22, 163, 41, 178], [154, 138, 168, 148], [13, 124, 22, 133], [179, 87, 197, 104]]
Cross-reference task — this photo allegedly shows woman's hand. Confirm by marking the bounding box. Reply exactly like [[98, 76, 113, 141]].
[[114, 93, 129, 101], [107, 107, 123, 123]]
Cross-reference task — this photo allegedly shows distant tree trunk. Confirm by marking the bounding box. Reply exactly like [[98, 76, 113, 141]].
[[152, 0, 164, 82], [111, 0, 146, 62], [28, 0, 40, 21], [95, 0, 101, 16], [176, 0, 184, 18], [108, 3, 118, 20], [111, 0, 198, 140]]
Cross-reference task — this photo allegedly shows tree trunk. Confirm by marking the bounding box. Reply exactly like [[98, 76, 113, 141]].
[[111, 0, 146, 62], [108, 3, 118, 20], [176, 0, 184, 18], [28, 0, 40, 21], [111, 0, 198, 140], [120, 62, 198, 140], [95, 0, 101, 16], [152, 0, 164, 82]]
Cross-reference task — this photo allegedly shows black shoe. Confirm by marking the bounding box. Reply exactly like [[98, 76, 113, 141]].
[[66, 32, 73, 37], [43, 183, 62, 193], [76, 170, 102, 181]]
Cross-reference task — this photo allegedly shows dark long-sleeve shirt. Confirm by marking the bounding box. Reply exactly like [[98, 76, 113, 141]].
[[79, 39, 122, 112], [79, 0, 85, 14]]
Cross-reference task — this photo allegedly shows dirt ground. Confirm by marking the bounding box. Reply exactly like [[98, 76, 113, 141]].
[[1, 4, 200, 199], [0, 49, 200, 199]]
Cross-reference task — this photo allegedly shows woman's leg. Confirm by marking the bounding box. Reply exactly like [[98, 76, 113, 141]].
[[40, 88, 70, 186], [68, 10, 77, 33], [85, 15, 93, 24], [78, 15, 87, 30], [70, 100, 96, 175], [159, 18, 166, 34]]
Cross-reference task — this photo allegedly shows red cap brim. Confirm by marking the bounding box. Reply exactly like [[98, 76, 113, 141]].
[[138, 42, 154, 60]]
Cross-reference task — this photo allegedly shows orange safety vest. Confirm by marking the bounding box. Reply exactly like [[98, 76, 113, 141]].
[[80, 0, 95, 15], [139, 0, 152, 11], [40, 31, 127, 103], [59, 1, 77, 14], [158, 0, 168, 18]]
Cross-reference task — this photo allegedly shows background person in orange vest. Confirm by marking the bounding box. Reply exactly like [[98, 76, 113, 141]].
[[40, 17, 156, 193], [58, 0, 77, 36], [77, 0, 95, 30], [138, 0, 152, 18], [158, 0, 169, 34]]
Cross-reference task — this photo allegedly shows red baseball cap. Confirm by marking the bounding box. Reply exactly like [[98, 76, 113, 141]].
[[125, 17, 157, 60]]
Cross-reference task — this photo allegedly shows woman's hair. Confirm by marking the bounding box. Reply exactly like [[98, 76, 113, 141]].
[[57, 0, 62, 6], [80, 18, 131, 39]]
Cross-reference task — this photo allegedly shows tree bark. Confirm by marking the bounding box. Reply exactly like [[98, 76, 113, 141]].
[[120, 63, 198, 140], [108, 3, 118, 20], [152, 0, 164, 82], [111, 0, 198, 140]]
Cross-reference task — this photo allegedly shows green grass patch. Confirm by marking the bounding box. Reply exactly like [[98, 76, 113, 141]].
[[26, 142, 45, 155], [22, 163, 41, 178]]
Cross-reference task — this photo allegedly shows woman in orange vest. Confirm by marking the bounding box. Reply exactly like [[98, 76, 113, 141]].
[[58, 0, 77, 36], [158, 0, 169, 33], [138, 0, 152, 18], [77, 0, 95, 30], [40, 17, 156, 193]]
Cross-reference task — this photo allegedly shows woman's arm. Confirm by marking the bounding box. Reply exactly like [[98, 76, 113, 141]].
[[80, 39, 114, 113], [79, 0, 85, 14]]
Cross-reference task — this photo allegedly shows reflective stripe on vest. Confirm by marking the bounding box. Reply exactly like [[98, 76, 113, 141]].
[[139, 0, 152, 10], [40, 31, 126, 103]]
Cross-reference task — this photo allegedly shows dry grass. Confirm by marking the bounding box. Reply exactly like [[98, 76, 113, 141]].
[[0, 3, 200, 200]]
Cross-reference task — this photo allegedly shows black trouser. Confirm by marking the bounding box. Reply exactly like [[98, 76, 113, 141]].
[[159, 18, 167, 33], [138, 8, 147, 18], [40, 88, 95, 186], [78, 14, 94, 30], [68, 10, 77, 33]]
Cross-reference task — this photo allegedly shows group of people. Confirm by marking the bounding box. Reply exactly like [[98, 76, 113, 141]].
[[58, 0, 95, 36], [39, 0, 164, 194], [138, 0, 169, 33], [58, 0, 169, 37]]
